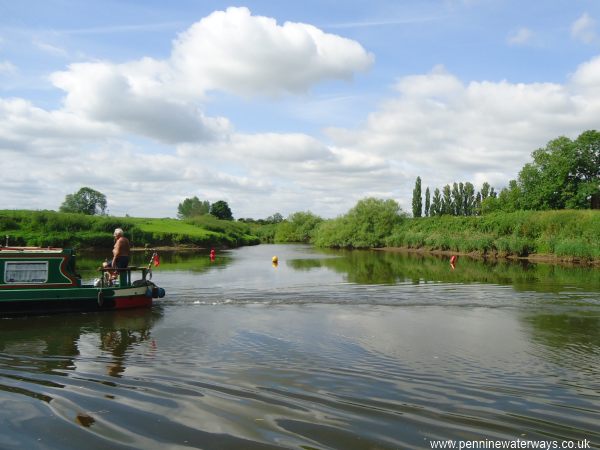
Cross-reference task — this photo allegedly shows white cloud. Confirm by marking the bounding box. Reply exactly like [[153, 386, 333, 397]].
[[179, 132, 332, 162], [507, 27, 534, 46], [170, 6, 374, 97], [324, 62, 600, 209], [50, 60, 231, 144], [0, 97, 117, 154], [571, 13, 598, 44], [46, 6, 372, 145]]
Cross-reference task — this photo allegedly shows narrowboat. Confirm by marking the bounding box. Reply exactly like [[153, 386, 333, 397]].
[[0, 247, 165, 316]]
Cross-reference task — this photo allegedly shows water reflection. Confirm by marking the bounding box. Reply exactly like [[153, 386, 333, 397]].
[[0, 308, 162, 394], [522, 312, 600, 377], [75, 249, 230, 285], [78, 246, 600, 294], [289, 248, 600, 291]]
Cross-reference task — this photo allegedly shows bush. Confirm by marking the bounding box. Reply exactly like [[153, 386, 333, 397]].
[[274, 211, 323, 243], [313, 198, 406, 248]]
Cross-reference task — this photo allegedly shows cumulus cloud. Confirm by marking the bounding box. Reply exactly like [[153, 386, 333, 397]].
[[180, 132, 333, 162], [45, 7, 372, 145], [170, 7, 374, 97], [569, 55, 600, 96], [571, 13, 598, 44], [50, 60, 231, 144], [324, 62, 600, 208], [0, 97, 117, 154]]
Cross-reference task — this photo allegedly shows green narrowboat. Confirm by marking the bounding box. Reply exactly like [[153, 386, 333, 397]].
[[0, 247, 165, 316]]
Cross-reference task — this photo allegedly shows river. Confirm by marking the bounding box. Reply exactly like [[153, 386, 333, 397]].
[[1, 244, 599, 449]]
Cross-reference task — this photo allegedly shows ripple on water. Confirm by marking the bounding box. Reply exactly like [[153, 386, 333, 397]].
[[1, 250, 600, 449]]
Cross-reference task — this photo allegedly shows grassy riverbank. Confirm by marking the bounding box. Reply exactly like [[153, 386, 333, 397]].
[[2, 208, 598, 263], [0, 210, 259, 249], [383, 210, 600, 262], [266, 203, 599, 263]]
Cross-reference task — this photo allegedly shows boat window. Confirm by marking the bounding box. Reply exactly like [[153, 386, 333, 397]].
[[4, 261, 49, 284]]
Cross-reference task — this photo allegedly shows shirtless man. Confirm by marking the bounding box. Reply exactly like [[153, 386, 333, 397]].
[[111, 228, 130, 269]]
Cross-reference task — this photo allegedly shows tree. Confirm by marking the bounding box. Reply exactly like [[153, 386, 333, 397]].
[[516, 131, 600, 210], [474, 192, 482, 215], [59, 187, 107, 215], [499, 180, 523, 211], [266, 213, 284, 224], [412, 177, 423, 218], [463, 182, 476, 216], [430, 188, 442, 216], [442, 185, 453, 215], [210, 200, 233, 220], [451, 182, 461, 215], [424, 187, 431, 217], [480, 182, 491, 200], [312, 197, 405, 248], [177, 196, 210, 219]]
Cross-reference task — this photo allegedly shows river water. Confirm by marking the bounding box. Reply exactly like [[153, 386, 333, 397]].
[[0, 244, 598, 449]]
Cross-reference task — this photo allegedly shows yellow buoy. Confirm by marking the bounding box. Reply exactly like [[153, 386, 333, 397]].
[[272, 256, 278, 264]]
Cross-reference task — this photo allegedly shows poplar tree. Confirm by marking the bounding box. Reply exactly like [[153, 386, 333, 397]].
[[475, 192, 482, 215], [442, 185, 453, 215], [412, 176, 423, 218], [424, 187, 431, 217], [463, 182, 475, 215], [481, 182, 491, 200], [431, 188, 442, 216], [451, 182, 461, 215]]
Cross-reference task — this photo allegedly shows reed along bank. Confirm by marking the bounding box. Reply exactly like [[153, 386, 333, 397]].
[[380, 210, 600, 263]]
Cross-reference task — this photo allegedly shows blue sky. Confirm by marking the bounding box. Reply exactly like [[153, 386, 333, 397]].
[[2, 1, 600, 218]]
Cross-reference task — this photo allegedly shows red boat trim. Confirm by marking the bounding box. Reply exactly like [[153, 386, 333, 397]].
[[113, 295, 152, 309]]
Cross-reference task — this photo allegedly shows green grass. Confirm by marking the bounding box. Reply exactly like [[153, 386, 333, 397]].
[[0, 210, 259, 249]]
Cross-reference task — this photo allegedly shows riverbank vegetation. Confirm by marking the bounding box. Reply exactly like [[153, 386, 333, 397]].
[[384, 209, 600, 261], [266, 201, 599, 260], [1, 206, 598, 261], [0, 210, 259, 249]]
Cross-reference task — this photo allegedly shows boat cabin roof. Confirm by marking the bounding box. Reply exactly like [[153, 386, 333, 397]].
[[0, 247, 71, 255]]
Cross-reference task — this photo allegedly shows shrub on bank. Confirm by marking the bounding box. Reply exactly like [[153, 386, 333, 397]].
[[274, 211, 323, 243], [312, 198, 406, 249]]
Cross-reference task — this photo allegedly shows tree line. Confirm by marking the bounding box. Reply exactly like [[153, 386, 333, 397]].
[[177, 196, 234, 221], [57, 188, 236, 222], [412, 177, 497, 218], [411, 129, 600, 217]]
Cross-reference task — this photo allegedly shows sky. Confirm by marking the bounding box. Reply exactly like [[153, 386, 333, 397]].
[[1, 0, 600, 219]]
